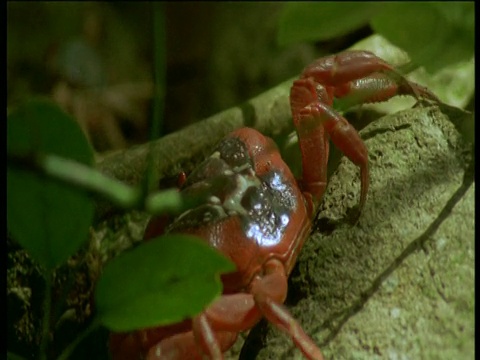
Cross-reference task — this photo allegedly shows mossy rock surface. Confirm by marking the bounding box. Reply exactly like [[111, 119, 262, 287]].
[[244, 105, 474, 360]]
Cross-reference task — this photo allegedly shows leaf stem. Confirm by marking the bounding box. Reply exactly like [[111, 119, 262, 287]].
[[56, 318, 101, 360], [8, 152, 196, 215], [8, 152, 142, 208], [39, 273, 52, 360]]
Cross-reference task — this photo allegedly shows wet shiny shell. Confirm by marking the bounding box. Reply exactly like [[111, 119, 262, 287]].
[[167, 137, 299, 248]]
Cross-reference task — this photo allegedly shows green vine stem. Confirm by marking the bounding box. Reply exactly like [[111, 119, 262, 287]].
[[39, 273, 52, 360], [56, 319, 101, 360]]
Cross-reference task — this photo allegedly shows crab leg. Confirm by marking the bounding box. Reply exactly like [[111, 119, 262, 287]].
[[145, 329, 237, 360], [250, 260, 325, 360], [150, 259, 325, 360], [255, 295, 324, 360], [192, 314, 223, 359], [300, 50, 425, 94], [334, 73, 439, 106], [296, 100, 369, 217], [290, 78, 331, 210], [290, 50, 438, 214]]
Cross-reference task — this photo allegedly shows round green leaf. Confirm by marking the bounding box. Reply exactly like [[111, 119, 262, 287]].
[[371, 3, 474, 74], [278, 2, 381, 46], [95, 234, 236, 332], [7, 98, 94, 270]]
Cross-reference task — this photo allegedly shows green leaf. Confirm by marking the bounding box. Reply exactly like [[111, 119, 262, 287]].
[[7, 98, 94, 270], [278, 2, 381, 46], [95, 234, 236, 332], [371, 2, 474, 74], [7, 352, 27, 360]]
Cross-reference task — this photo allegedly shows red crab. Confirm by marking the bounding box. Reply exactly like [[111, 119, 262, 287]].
[[109, 50, 438, 360]]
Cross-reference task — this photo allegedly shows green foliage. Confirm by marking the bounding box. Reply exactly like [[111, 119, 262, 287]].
[[7, 352, 27, 360], [95, 234, 235, 331], [152, 2, 166, 139], [278, 2, 474, 73], [7, 98, 237, 358], [371, 2, 474, 73], [278, 2, 381, 45], [7, 99, 95, 271]]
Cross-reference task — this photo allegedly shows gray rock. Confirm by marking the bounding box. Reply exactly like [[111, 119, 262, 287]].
[[249, 105, 474, 360]]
